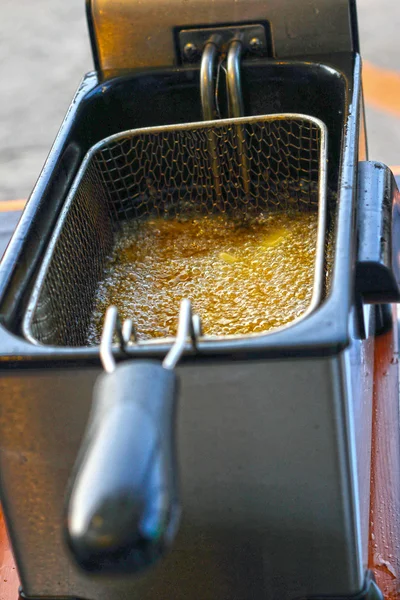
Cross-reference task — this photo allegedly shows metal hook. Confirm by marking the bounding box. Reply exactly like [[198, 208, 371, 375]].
[[226, 39, 244, 118], [226, 39, 250, 199], [200, 39, 219, 120], [100, 300, 201, 374], [200, 37, 223, 201], [100, 306, 136, 373], [214, 57, 224, 120], [163, 299, 202, 371]]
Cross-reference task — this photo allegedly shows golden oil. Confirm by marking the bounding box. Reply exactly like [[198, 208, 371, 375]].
[[88, 212, 318, 342]]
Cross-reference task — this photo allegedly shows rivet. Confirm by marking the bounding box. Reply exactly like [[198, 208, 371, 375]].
[[183, 42, 198, 61], [249, 37, 263, 52]]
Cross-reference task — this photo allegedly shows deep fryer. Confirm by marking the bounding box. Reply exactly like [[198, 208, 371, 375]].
[[0, 1, 400, 599]]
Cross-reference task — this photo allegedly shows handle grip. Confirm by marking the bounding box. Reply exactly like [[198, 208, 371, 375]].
[[65, 361, 180, 574], [356, 161, 400, 303]]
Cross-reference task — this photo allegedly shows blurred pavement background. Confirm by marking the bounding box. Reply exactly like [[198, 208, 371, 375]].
[[0, 0, 399, 204]]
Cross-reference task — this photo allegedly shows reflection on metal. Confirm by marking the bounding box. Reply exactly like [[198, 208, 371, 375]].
[[200, 41, 222, 199], [163, 299, 201, 370], [100, 306, 136, 373], [200, 41, 219, 121], [226, 40, 244, 118], [226, 40, 250, 198]]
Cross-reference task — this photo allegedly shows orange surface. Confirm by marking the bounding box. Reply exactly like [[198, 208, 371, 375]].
[[0, 200, 26, 213], [0, 511, 19, 600], [363, 60, 400, 119], [368, 308, 400, 598]]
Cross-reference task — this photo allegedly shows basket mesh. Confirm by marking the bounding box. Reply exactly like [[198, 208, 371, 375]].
[[24, 115, 326, 347]]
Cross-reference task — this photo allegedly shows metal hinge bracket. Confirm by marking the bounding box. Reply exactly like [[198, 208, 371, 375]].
[[178, 23, 270, 64]]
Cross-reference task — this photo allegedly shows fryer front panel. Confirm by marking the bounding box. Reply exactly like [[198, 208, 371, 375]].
[[0, 352, 368, 600]]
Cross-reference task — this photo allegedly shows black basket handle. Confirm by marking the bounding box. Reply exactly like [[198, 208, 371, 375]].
[[65, 300, 201, 575]]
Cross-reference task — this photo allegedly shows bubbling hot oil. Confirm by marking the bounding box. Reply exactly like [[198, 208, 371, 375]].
[[88, 212, 319, 342]]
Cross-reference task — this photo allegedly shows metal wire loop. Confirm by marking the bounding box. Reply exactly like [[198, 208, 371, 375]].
[[100, 300, 201, 373], [162, 299, 202, 371], [100, 306, 136, 373], [226, 39, 244, 118], [200, 40, 219, 121]]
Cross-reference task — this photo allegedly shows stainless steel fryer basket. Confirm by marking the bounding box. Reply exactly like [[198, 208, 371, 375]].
[[23, 113, 328, 347]]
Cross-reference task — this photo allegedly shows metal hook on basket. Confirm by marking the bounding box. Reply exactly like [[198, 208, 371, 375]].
[[163, 299, 202, 370], [200, 37, 223, 201], [226, 38, 250, 200], [100, 306, 136, 373], [226, 39, 244, 118], [200, 36, 220, 120], [100, 299, 202, 373]]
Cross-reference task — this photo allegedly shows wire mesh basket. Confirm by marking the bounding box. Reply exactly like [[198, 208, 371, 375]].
[[23, 113, 327, 347]]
